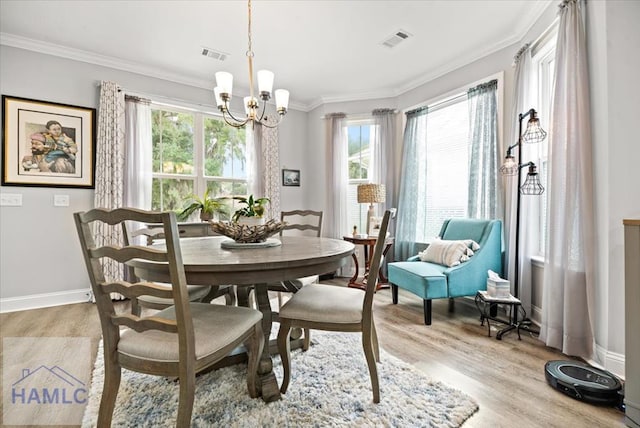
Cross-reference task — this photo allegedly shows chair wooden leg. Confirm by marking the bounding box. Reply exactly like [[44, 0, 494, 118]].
[[391, 284, 398, 304], [224, 285, 237, 306], [302, 328, 311, 351], [424, 299, 432, 325], [362, 329, 380, 403], [371, 320, 380, 362], [277, 321, 292, 394], [245, 322, 264, 398], [97, 358, 121, 427], [176, 370, 195, 428], [236, 286, 251, 307]]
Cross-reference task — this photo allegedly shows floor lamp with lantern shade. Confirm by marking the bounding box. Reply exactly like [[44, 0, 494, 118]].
[[497, 108, 546, 339]]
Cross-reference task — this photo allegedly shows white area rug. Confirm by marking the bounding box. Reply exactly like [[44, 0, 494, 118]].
[[82, 331, 478, 427]]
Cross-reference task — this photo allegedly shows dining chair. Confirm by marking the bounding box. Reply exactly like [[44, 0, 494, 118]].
[[123, 223, 236, 316], [268, 210, 323, 349], [277, 209, 392, 403], [75, 208, 264, 426]]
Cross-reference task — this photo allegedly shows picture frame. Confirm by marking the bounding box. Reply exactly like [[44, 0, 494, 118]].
[[368, 216, 383, 237], [282, 168, 300, 187], [2, 95, 97, 188]]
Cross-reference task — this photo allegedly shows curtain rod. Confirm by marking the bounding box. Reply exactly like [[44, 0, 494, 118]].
[[96, 81, 218, 112]]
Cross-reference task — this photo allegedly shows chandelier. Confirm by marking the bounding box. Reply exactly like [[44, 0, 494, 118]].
[[213, 0, 289, 129]]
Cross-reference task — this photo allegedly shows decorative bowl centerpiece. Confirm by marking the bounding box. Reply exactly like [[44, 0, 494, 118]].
[[211, 194, 286, 243], [211, 219, 287, 243]]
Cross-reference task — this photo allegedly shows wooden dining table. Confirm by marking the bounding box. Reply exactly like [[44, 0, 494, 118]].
[[130, 235, 355, 402]]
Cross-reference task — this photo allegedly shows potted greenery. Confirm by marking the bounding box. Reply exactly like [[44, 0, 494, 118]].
[[178, 189, 228, 222], [231, 194, 270, 225]]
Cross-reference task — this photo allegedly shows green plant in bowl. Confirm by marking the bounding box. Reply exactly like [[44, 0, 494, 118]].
[[231, 195, 270, 222], [178, 189, 228, 222]]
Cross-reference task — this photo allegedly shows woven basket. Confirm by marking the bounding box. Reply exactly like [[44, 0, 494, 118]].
[[210, 219, 287, 243]]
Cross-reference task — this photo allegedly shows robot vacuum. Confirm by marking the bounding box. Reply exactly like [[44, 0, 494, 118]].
[[545, 360, 623, 407]]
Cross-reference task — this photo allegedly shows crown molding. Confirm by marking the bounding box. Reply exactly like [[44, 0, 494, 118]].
[[0, 33, 307, 112], [1, 1, 551, 113]]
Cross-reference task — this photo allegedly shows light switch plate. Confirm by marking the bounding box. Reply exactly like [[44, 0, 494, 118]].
[[0, 193, 22, 206], [53, 194, 70, 207]]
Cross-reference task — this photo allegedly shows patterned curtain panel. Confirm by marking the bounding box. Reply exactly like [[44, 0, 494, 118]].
[[467, 79, 502, 220], [540, 0, 595, 359], [395, 107, 429, 261], [94, 81, 126, 296], [248, 120, 280, 220]]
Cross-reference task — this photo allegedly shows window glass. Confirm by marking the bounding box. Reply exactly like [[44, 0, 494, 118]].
[[423, 99, 469, 237], [151, 105, 248, 218], [533, 36, 556, 255], [346, 121, 372, 234]]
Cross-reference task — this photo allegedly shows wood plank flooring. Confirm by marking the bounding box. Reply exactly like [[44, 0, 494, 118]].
[[0, 282, 626, 427]]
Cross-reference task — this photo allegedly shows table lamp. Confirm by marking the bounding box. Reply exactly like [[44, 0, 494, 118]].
[[357, 183, 386, 236]]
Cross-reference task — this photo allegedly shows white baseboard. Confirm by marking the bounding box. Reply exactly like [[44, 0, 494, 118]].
[[0, 288, 92, 313], [592, 343, 625, 380]]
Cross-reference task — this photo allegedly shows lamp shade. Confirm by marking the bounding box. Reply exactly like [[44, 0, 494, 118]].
[[522, 117, 547, 143], [357, 184, 386, 204], [520, 164, 545, 195]]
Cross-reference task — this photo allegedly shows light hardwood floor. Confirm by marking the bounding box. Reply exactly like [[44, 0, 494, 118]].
[[0, 282, 626, 428]]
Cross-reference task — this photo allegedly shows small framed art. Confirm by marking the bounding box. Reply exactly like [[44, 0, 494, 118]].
[[2, 95, 97, 188], [282, 169, 300, 187], [368, 216, 383, 236]]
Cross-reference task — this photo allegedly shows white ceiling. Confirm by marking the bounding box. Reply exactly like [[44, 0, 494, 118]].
[[0, 0, 551, 111]]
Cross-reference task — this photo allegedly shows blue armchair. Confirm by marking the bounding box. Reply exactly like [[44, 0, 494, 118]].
[[388, 218, 503, 325]]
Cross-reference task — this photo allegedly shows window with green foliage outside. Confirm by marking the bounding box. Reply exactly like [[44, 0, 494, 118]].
[[151, 105, 248, 220]]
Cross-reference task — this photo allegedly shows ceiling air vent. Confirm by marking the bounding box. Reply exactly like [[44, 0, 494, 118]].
[[381, 29, 412, 48], [201, 47, 229, 62]]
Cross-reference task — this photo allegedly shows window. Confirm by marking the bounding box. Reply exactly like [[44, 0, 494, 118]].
[[423, 97, 470, 237], [531, 34, 556, 255], [151, 104, 247, 220], [346, 120, 373, 233]]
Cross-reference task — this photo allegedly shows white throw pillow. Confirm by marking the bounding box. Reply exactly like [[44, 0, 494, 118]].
[[419, 240, 469, 267], [418, 239, 481, 267]]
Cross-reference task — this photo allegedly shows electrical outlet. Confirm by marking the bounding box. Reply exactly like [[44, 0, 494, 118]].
[[0, 193, 22, 206], [53, 194, 69, 207]]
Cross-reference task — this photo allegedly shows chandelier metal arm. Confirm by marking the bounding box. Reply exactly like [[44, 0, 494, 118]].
[[222, 103, 250, 128]]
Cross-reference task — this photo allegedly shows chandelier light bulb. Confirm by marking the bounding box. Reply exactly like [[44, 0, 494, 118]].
[[275, 89, 290, 112], [215, 72, 233, 98], [257, 70, 274, 98]]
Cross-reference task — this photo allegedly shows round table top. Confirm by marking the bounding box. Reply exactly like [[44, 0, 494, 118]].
[[131, 235, 355, 286]]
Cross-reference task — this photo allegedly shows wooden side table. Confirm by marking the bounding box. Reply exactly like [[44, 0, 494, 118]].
[[342, 235, 394, 291]]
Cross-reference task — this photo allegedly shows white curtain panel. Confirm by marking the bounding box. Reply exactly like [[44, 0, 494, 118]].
[[372, 108, 398, 233], [540, 0, 595, 359], [506, 46, 537, 314], [94, 81, 126, 296], [325, 113, 349, 240], [123, 96, 152, 210]]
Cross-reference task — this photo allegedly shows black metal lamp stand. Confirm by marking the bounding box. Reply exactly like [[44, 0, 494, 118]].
[[497, 108, 546, 339]]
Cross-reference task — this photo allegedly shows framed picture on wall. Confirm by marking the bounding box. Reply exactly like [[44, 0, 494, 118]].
[[1, 95, 97, 188], [282, 169, 300, 187]]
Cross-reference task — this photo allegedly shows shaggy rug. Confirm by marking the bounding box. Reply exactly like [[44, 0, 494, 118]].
[[82, 331, 478, 427]]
